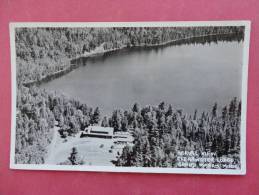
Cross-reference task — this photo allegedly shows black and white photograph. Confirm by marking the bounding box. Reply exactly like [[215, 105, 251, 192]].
[[10, 21, 250, 174]]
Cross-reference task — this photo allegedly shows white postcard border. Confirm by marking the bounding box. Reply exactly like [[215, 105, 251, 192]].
[[10, 21, 251, 175]]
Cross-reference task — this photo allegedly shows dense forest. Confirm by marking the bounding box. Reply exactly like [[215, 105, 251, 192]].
[[15, 86, 98, 164], [113, 100, 241, 168], [15, 26, 244, 86], [15, 26, 244, 168], [15, 85, 241, 169]]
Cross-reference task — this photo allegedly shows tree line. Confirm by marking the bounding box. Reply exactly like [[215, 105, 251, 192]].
[[114, 99, 241, 168]]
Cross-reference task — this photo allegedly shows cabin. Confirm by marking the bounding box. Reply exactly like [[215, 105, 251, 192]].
[[81, 126, 114, 139]]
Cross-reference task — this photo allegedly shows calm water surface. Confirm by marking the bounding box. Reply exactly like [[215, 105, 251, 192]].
[[40, 41, 243, 116]]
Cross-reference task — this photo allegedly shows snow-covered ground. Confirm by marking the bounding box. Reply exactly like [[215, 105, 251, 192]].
[[45, 127, 133, 166]]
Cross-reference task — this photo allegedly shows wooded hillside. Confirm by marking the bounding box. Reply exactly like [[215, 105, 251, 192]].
[[15, 26, 244, 85]]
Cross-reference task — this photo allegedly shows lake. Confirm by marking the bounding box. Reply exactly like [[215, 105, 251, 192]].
[[40, 41, 243, 117]]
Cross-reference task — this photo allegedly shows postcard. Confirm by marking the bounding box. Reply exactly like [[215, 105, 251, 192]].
[[10, 21, 250, 174]]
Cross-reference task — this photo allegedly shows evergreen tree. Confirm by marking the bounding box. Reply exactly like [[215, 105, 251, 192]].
[[222, 106, 228, 119], [61, 147, 85, 165], [166, 104, 173, 117], [212, 102, 217, 118], [229, 97, 237, 118], [92, 107, 101, 125], [101, 116, 109, 127], [121, 117, 128, 131], [111, 110, 122, 131], [158, 101, 165, 111], [132, 103, 140, 113], [238, 101, 241, 117], [193, 109, 197, 120]]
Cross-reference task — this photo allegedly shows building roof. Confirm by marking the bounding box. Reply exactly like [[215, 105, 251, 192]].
[[87, 126, 114, 135]]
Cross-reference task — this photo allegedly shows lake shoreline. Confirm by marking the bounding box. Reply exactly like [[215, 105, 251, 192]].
[[23, 32, 242, 87]]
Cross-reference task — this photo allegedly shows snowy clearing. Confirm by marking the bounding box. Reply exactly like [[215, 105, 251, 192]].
[[45, 127, 133, 166]]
